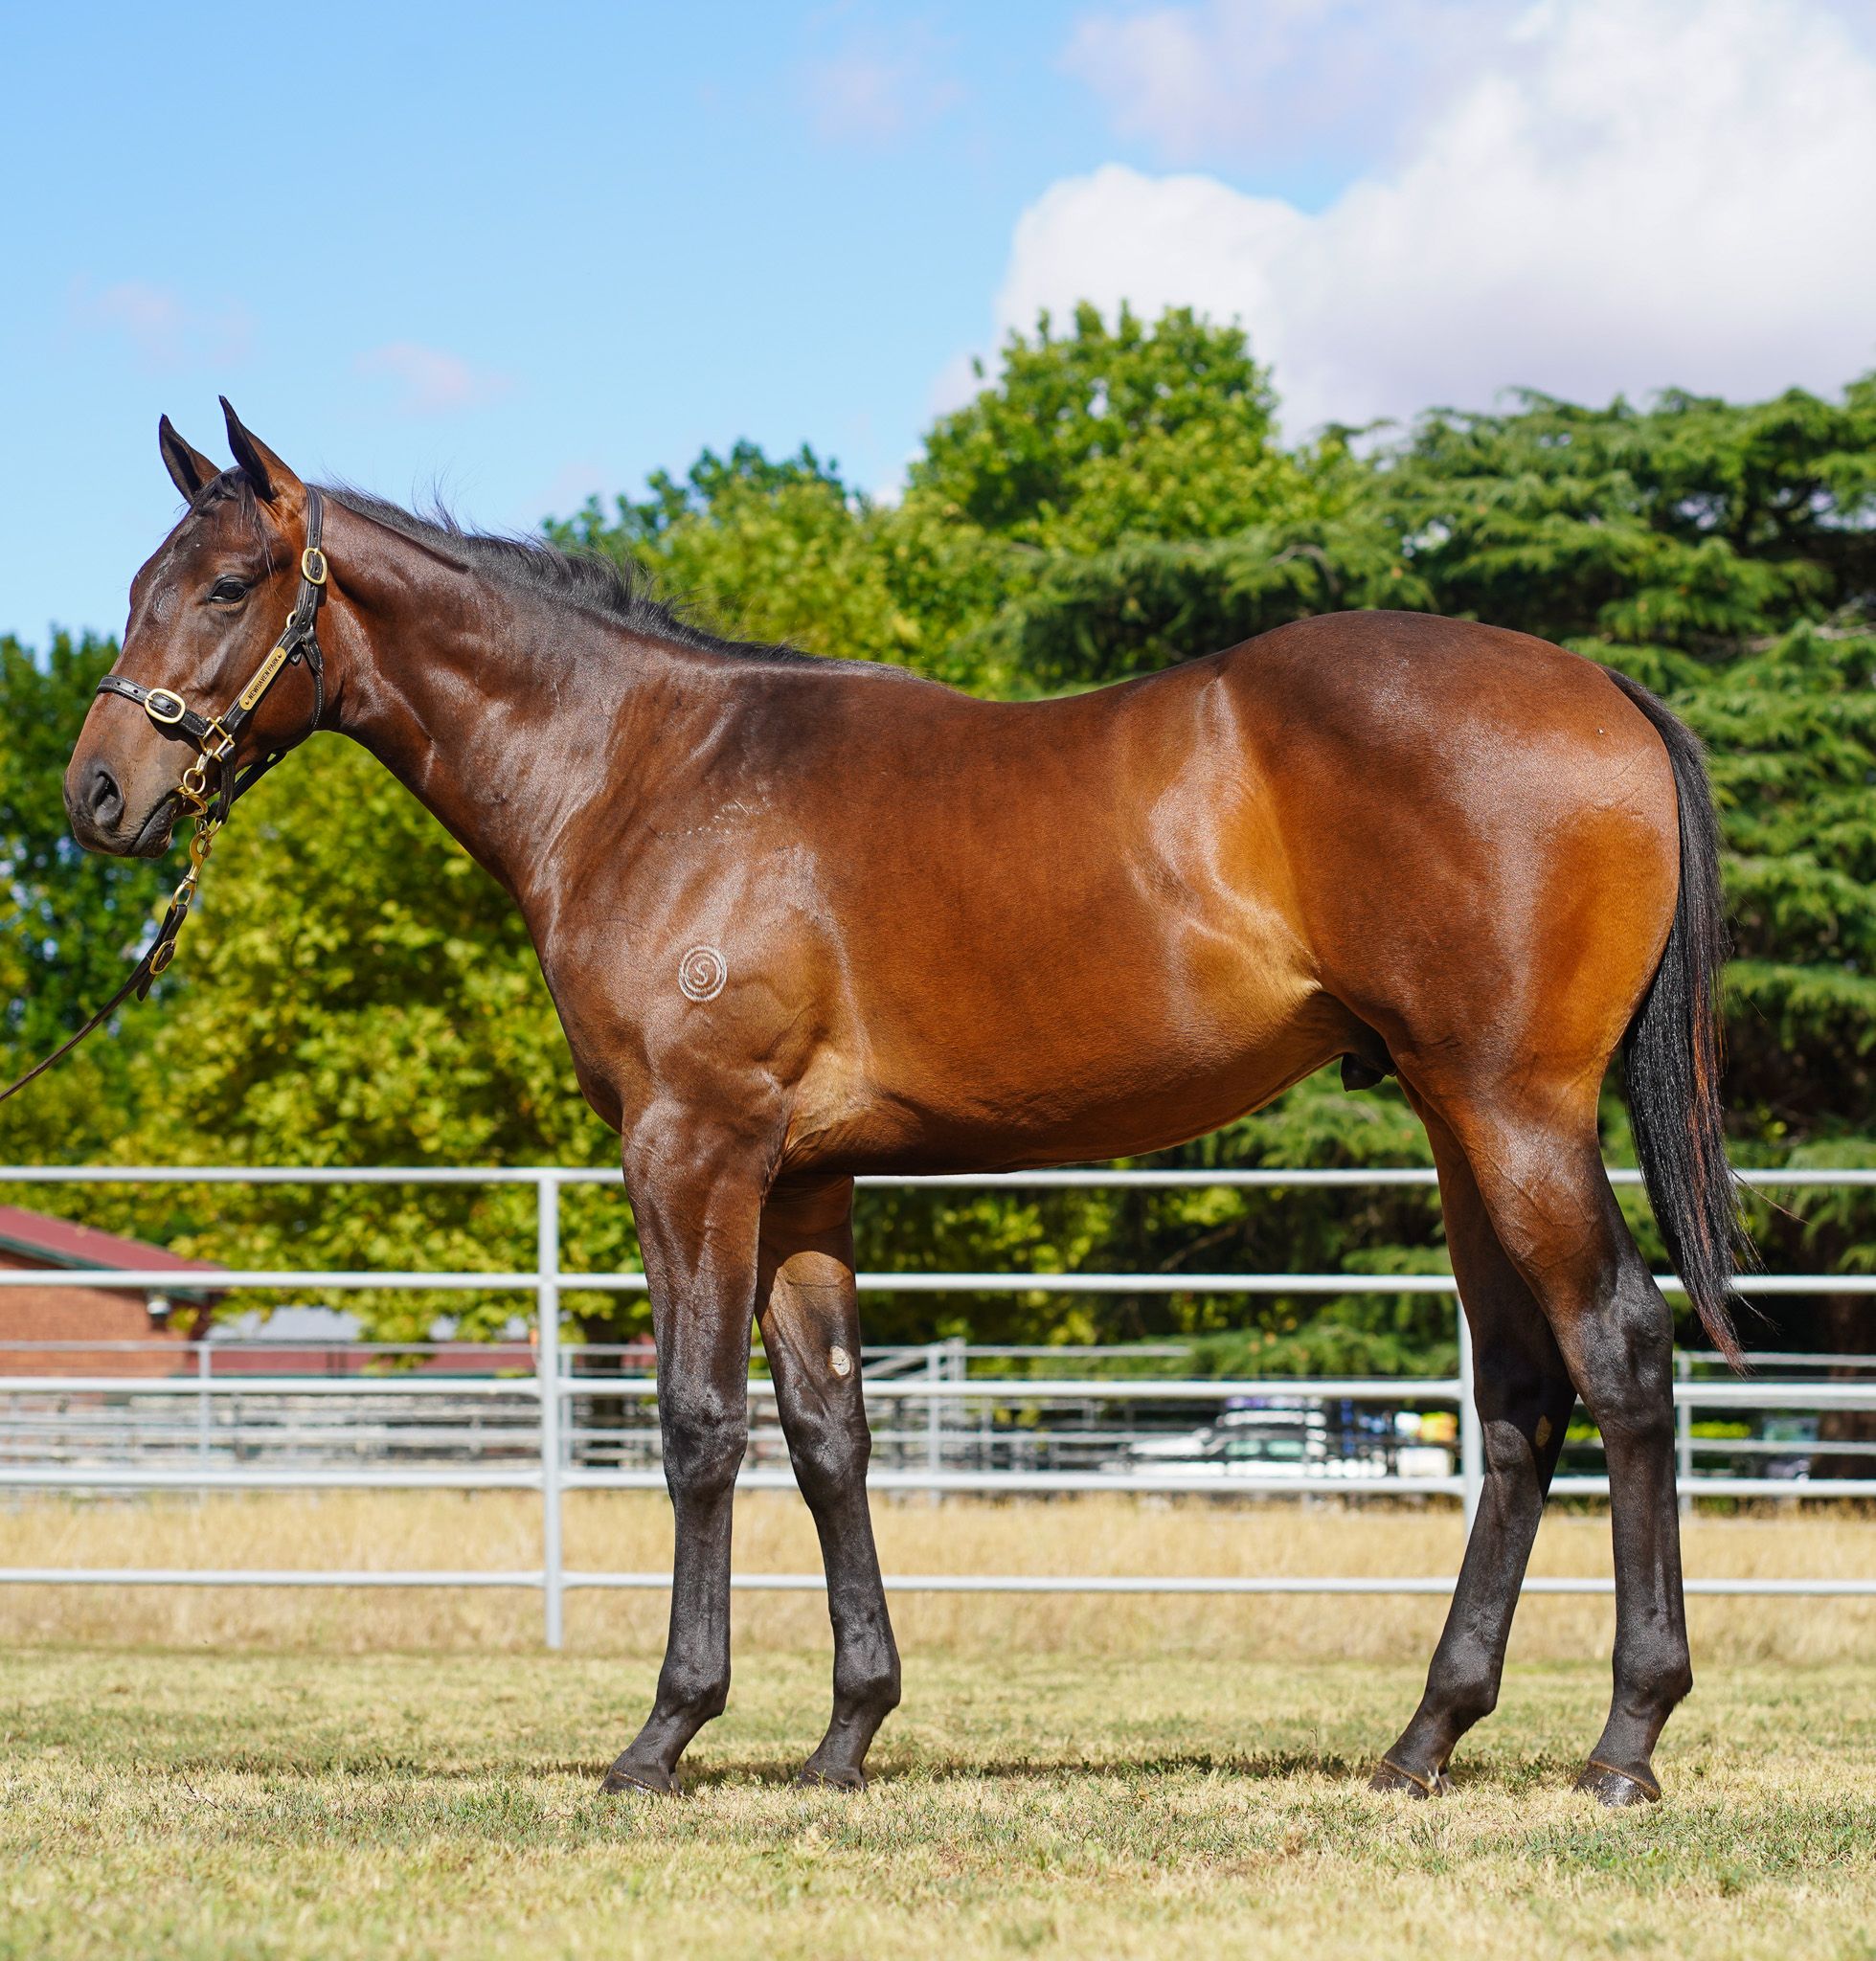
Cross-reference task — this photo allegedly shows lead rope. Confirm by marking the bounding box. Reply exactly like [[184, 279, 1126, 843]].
[[0, 493, 328, 1103]]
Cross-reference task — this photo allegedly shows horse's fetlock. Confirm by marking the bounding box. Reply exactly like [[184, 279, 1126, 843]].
[[658, 1663, 731, 1724], [1630, 1642, 1693, 1714], [1428, 1639, 1501, 1726], [836, 1653, 901, 1718]]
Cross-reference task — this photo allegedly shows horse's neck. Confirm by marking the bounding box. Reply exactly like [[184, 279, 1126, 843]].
[[321, 507, 693, 915]]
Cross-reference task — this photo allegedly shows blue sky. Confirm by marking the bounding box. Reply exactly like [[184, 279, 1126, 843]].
[[6, 0, 1873, 643], [0, 2, 1198, 640]]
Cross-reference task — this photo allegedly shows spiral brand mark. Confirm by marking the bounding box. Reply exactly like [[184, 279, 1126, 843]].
[[677, 945, 728, 1003]]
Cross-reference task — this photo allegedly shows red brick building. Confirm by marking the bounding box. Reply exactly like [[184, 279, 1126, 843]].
[[0, 1206, 226, 1377]]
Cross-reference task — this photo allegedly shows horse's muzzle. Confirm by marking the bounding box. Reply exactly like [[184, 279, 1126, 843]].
[[64, 760, 174, 859]]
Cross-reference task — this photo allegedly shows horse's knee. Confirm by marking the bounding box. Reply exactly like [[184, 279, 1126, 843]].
[[786, 1408, 870, 1508], [661, 1394, 748, 1499]]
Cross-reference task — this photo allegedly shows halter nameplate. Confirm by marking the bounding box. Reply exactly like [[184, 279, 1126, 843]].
[[237, 642, 293, 713]]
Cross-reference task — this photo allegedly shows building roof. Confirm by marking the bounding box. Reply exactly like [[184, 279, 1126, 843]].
[[0, 1204, 226, 1291]]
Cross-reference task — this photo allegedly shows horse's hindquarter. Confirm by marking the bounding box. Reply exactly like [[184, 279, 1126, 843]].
[[1241, 613, 1683, 1101]]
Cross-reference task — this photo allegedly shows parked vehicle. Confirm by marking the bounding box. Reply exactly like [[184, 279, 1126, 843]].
[[1105, 1399, 1457, 1482]]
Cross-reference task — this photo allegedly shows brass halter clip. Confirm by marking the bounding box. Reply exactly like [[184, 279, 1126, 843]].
[[149, 807, 222, 978]]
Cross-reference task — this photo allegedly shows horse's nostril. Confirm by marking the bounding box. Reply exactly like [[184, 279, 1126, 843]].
[[86, 762, 123, 824]]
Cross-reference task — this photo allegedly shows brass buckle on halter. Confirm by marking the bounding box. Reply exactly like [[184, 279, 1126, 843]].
[[178, 761, 212, 814], [145, 688, 187, 728], [302, 545, 328, 586]]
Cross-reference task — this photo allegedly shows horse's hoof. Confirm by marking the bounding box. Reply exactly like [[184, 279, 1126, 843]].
[[1574, 1759, 1661, 1807], [796, 1762, 867, 1792], [1368, 1757, 1449, 1797], [600, 1757, 680, 1796]]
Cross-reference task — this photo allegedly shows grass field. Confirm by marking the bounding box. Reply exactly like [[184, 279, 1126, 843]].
[[5, 1649, 1875, 1960], [3, 1496, 1875, 1958]]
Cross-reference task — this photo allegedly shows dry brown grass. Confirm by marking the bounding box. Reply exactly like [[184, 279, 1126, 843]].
[[4, 1647, 1875, 1961], [2, 1489, 1872, 1664]]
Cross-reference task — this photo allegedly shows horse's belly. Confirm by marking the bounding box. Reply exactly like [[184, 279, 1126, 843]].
[[792, 925, 1345, 1175]]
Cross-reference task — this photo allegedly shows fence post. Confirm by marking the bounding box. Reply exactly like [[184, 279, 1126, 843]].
[[537, 1171, 565, 1652], [1458, 1307, 1483, 1530], [196, 1340, 212, 1470], [926, 1341, 942, 1502], [1676, 1349, 1693, 1519]]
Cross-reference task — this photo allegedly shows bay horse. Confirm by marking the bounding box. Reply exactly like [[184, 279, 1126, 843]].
[[64, 404, 1747, 1807]]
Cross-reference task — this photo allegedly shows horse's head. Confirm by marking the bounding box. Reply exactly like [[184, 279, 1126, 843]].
[[66, 400, 325, 858]]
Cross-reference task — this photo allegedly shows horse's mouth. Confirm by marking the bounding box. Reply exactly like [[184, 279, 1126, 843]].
[[129, 797, 179, 859]]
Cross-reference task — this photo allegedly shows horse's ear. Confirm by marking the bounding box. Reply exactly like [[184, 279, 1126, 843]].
[[157, 416, 220, 500], [218, 397, 302, 507]]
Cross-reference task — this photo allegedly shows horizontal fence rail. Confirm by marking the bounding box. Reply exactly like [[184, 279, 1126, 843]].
[[1, 1163, 1873, 1644]]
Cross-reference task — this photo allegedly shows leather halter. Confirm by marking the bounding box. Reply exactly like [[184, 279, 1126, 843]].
[[95, 485, 329, 831], [0, 491, 331, 1105]]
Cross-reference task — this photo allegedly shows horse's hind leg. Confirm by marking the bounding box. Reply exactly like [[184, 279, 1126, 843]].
[[1419, 1093, 1691, 1804], [757, 1177, 901, 1789], [1370, 1106, 1576, 1796]]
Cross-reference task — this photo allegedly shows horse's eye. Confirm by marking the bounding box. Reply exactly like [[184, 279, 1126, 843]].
[[208, 577, 249, 604]]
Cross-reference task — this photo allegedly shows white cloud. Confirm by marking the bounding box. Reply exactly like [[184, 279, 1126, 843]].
[[76, 280, 253, 370], [354, 342, 511, 417], [802, 20, 961, 144], [1064, 0, 1498, 172], [992, 0, 1876, 434]]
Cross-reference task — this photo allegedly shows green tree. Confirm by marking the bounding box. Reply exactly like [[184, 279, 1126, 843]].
[[5, 316, 1874, 1375], [911, 303, 1318, 552], [0, 632, 174, 1166], [120, 737, 631, 1340]]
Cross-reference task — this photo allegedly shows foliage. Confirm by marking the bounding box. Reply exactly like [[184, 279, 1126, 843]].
[[129, 740, 633, 1336], [910, 302, 1321, 552], [5, 308, 1876, 1367], [0, 633, 173, 1166], [1361, 382, 1875, 649]]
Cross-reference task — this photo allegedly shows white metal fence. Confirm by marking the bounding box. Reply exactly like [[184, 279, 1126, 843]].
[[1, 1163, 1874, 1648]]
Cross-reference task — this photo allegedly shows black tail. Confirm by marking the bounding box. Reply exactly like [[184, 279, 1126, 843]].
[[1606, 669, 1751, 1370]]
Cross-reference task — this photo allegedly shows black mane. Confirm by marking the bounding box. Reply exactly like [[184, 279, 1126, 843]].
[[323, 485, 820, 665]]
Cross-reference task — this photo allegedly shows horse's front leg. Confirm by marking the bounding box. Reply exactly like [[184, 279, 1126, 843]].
[[601, 1125, 763, 1795]]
